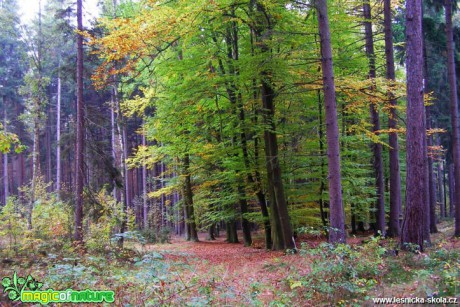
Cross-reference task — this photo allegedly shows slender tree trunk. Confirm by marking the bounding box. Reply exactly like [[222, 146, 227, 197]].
[[384, 0, 402, 238], [315, 0, 346, 244], [3, 105, 8, 205], [426, 107, 438, 233], [74, 0, 85, 243], [449, 163, 455, 217], [421, 20, 437, 234], [401, 0, 429, 251], [363, 0, 386, 237], [56, 71, 61, 197], [438, 154, 446, 218], [253, 0, 294, 250], [317, 90, 329, 231], [445, 0, 460, 236], [142, 123, 148, 230], [45, 107, 52, 190]]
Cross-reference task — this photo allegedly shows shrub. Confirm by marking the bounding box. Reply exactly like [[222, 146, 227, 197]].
[[290, 237, 385, 304]]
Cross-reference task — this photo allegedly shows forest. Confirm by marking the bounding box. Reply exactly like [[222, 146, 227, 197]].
[[0, 0, 459, 305]]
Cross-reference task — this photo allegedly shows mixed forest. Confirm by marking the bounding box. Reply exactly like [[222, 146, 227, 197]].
[[0, 0, 460, 305]]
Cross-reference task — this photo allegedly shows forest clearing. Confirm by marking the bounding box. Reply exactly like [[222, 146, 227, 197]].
[[1, 0, 460, 305]]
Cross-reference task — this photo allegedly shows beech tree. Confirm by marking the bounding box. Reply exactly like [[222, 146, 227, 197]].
[[315, 0, 346, 244]]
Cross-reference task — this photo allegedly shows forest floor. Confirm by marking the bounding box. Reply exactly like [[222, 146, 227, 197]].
[[0, 222, 459, 306]]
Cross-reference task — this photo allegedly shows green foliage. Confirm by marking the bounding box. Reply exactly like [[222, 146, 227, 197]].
[[421, 246, 460, 297], [85, 189, 125, 253], [289, 238, 385, 304], [0, 197, 27, 256]]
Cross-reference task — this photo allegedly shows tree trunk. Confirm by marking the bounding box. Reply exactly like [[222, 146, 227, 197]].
[[401, 0, 429, 251], [315, 0, 346, 244], [3, 105, 8, 205], [363, 0, 386, 237], [445, 0, 460, 236], [74, 0, 85, 243], [422, 17, 437, 235], [183, 154, 198, 242], [142, 123, 148, 230], [438, 156, 445, 218], [449, 163, 455, 217], [253, 0, 294, 250], [56, 72, 61, 197], [226, 220, 238, 243], [426, 107, 438, 233], [383, 0, 402, 238]]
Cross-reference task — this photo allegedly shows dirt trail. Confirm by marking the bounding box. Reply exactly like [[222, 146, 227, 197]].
[[143, 233, 307, 303]]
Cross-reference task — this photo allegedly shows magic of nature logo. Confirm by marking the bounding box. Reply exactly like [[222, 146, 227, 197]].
[[2, 272, 115, 304]]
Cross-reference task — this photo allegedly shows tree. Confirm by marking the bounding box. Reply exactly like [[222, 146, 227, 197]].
[[363, 0, 386, 237], [444, 0, 460, 236], [401, 0, 430, 251], [384, 0, 402, 238], [252, 0, 295, 250], [315, 0, 346, 244], [74, 0, 84, 243]]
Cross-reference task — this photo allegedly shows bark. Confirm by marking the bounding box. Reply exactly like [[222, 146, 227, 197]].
[[449, 163, 455, 217], [142, 123, 148, 230], [249, 30, 272, 249], [45, 106, 52, 190], [56, 72, 61, 197], [207, 224, 216, 241], [363, 0, 386, 237], [437, 156, 445, 218], [226, 220, 239, 243], [315, 0, 346, 244], [3, 105, 8, 204], [401, 0, 429, 251], [426, 107, 438, 233], [183, 155, 198, 242], [317, 90, 329, 231], [16, 102, 25, 200], [422, 17, 438, 234], [253, 0, 295, 250], [74, 0, 84, 243], [445, 0, 460, 236], [384, 0, 402, 238]]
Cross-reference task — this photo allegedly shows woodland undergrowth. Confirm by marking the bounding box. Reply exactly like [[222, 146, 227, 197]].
[[0, 188, 459, 306]]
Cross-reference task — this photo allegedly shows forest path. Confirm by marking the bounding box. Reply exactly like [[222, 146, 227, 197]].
[[142, 233, 309, 303]]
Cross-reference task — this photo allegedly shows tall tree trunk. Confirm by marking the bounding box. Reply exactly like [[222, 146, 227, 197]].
[[142, 122, 148, 230], [384, 0, 402, 238], [56, 71, 61, 197], [363, 0, 386, 237], [445, 0, 460, 236], [317, 90, 329, 231], [74, 0, 85, 243], [315, 0, 346, 244], [253, 0, 294, 250], [422, 15, 438, 234], [249, 30, 272, 249], [426, 107, 438, 233], [401, 0, 429, 251], [3, 105, 8, 205], [437, 151, 446, 218]]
